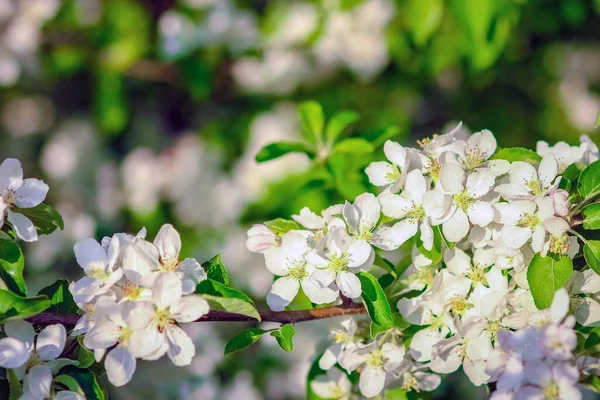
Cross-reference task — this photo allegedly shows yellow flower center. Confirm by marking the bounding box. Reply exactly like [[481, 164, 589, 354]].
[[467, 267, 488, 286], [548, 235, 569, 256], [452, 190, 472, 212], [88, 262, 109, 280], [366, 350, 384, 368], [160, 255, 179, 272], [121, 281, 143, 300], [332, 329, 348, 344], [447, 296, 472, 315], [385, 164, 402, 183], [425, 159, 441, 181], [518, 213, 541, 228], [543, 382, 560, 399], [401, 372, 419, 392], [406, 204, 426, 223], [118, 327, 134, 345], [527, 180, 543, 196], [2, 189, 16, 207], [328, 254, 350, 274], [154, 307, 173, 332], [287, 261, 309, 280], [464, 148, 485, 170]]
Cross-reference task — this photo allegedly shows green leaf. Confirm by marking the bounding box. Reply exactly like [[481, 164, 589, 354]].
[[362, 126, 401, 147], [264, 218, 300, 237], [583, 204, 600, 230], [12, 203, 64, 235], [196, 279, 255, 305], [298, 101, 324, 146], [75, 336, 95, 369], [224, 328, 272, 355], [0, 290, 50, 323], [527, 254, 573, 309], [38, 280, 80, 314], [7, 369, 23, 400], [202, 254, 230, 286], [331, 138, 374, 155], [255, 141, 315, 163], [579, 160, 600, 199], [492, 147, 542, 164], [403, 0, 444, 46], [596, 110, 600, 128], [385, 388, 409, 400], [200, 293, 260, 321], [325, 110, 359, 146], [94, 69, 128, 135], [357, 272, 394, 333], [270, 324, 295, 352], [0, 239, 26, 296], [584, 241, 600, 275], [55, 366, 107, 400]]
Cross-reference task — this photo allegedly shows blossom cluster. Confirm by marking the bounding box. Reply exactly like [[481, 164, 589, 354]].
[[69, 224, 210, 387], [1, 224, 210, 395], [248, 124, 600, 398]]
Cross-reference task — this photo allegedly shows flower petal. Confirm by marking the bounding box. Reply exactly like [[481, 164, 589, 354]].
[[0, 337, 30, 368], [171, 295, 210, 322], [105, 346, 136, 387], [154, 224, 181, 262], [166, 325, 195, 366], [0, 158, 23, 192], [336, 271, 361, 299], [359, 366, 385, 398], [36, 324, 66, 360], [14, 178, 48, 208], [23, 365, 52, 398], [7, 210, 37, 242], [152, 271, 182, 308], [266, 277, 300, 311], [442, 209, 470, 243]]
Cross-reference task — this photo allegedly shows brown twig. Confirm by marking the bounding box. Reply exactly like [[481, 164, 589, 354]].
[[26, 303, 366, 327]]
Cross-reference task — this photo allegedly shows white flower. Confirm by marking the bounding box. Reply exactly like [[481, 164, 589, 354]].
[[379, 169, 449, 250], [264, 231, 338, 310], [495, 198, 554, 252], [540, 217, 579, 258], [307, 227, 373, 299], [566, 270, 600, 326], [438, 165, 496, 242], [0, 322, 74, 387], [70, 236, 123, 304], [495, 155, 560, 200], [342, 193, 386, 254], [390, 360, 442, 393], [517, 362, 580, 400], [580, 134, 599, 164], [246, 224, 280, 252], [127, 272, 209, 366], [310, 368, 351, 400], [0, 158, 49, 241], [319, 318, 358, 370], [536, 140, 585, 173], [430, 317, 492, 386], [121, 224, 206, 293], [339, 342, 405, 398], [441, 129, 509, 175], [21, 365, 84, 400], [153, 224, 207, 293], [292, 207, 326, 230], [83, 300, 155, 387], [365, 140, 409, 192]]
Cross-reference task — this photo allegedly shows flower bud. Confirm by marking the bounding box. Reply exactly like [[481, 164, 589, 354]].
[[548, 189, 570, 217], [246, 224, 279, 253]]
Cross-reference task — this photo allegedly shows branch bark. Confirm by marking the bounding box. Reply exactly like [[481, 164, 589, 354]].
[[26, 303, 366, 327]]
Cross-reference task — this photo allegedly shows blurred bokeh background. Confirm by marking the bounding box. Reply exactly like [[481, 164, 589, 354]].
[[1, 0, 599, 398]]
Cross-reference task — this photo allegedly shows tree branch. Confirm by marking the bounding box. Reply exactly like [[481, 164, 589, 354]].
[[26, 303, 366, 327]]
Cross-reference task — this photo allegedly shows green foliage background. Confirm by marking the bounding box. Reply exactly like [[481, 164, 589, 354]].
[[1, 0, 600, 398]]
